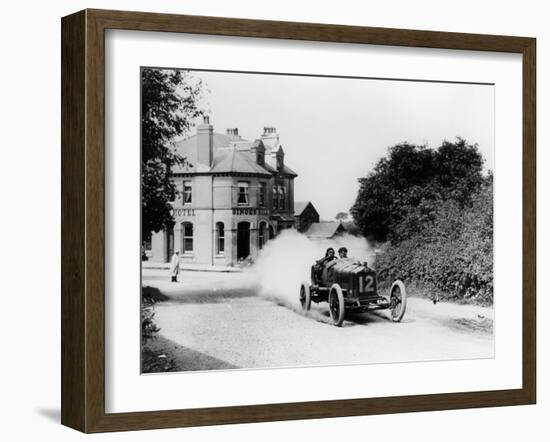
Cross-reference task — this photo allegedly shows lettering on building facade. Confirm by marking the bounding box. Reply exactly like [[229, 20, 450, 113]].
[[172, 208, 196, 217], [232, 208, 270, 216]]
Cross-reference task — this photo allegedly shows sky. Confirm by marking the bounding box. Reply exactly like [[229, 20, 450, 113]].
[[186, 69, 494, 221]]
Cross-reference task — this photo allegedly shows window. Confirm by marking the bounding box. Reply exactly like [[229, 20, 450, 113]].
[[238, 181, 249, 205], [272, 185, 284, 210], [182, 222, 193, 253], [183, 181, 192, 204], [259, 182, 266, 207], [216, 222, 225, 254]]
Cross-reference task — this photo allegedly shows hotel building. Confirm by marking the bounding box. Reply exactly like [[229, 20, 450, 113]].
[[149, 117, 298, 265]]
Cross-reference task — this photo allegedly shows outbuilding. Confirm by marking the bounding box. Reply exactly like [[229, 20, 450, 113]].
[[304, 221, 347, 239]]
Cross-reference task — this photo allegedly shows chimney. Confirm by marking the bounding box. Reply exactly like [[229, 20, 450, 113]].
[[197, 116, 213, 166], [226, 128, 241, 140], [261, 126, 279, 150]]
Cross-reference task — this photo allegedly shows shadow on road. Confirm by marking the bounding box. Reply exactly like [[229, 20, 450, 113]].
[[301, 306, 414, 328], [166, 287, 257, 304], [143, 334, 239, 373]]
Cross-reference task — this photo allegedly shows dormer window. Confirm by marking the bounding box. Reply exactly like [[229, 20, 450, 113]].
[[277, 156, 283, 171]]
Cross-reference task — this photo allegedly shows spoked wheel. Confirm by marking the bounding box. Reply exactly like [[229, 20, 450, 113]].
[[389, 280, 407, 322], [328, 284, 345, 327], [300, 282, 311, 312]]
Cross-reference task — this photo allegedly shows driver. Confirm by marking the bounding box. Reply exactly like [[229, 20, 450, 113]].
[[319, 247, 336, 264], [313, 247, 337, 284]]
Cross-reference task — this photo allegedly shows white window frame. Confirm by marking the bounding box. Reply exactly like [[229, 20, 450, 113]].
[[183, 180, 192, 204], [237, 181, 249, 205], [216, 222, 225, 255], [182, 222, 194, 254]]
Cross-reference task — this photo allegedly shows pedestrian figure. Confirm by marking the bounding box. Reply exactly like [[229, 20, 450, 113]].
[[170, 250, 180, 282]]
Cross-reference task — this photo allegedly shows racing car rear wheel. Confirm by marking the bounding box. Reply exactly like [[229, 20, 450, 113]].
[[389, 280, 407, 322], [328, 284, 345, 327], [300, 282, 311, 312]]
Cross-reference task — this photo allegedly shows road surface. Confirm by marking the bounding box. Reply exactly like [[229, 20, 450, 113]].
[[143, 269, 494, 371]]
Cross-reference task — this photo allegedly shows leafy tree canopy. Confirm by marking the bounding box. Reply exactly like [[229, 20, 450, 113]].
[[350, 138, 488, 242], [335, 212, 349, 221], [141, 68, 206, 239]]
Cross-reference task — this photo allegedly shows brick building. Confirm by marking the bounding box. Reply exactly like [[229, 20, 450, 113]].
[[149, 117, 298, 265]]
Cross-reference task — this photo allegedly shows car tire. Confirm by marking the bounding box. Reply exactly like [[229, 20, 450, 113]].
[[300, 282, 311, 312], [389, 280, 407, 322], [328, 283, 345, 327]]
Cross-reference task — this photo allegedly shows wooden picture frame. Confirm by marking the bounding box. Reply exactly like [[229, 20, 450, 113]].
[[61, 9, 536, 433]]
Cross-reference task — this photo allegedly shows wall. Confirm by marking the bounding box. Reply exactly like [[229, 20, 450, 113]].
[[0, 0, 547, 441]]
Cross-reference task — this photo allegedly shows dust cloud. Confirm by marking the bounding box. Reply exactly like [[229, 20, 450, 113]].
[[247, 229, 375, 311]]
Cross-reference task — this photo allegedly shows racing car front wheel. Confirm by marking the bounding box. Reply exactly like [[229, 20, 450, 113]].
[[300, 282, 311, 312], [389, 280, 407, 322], [328, 284, 345, 327]]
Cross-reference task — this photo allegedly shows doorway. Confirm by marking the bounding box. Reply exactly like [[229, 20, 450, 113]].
[[237, 221, 250, 260]]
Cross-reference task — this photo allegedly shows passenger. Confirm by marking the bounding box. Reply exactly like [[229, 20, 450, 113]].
[[337, 247, 348, 259], [338, 247, 360, 264]]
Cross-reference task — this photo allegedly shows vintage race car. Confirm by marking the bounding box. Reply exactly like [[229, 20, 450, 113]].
[[299, 257, 407, 327]]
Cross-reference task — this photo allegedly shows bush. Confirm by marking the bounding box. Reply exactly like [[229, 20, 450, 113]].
[[375, 181, 493, 304], [141, 286, 169, 344], [141, 304, 160, 345]]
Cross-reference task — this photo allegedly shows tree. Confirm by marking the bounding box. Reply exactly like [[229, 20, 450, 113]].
[[350, 138, 486, 242], [335, 212, 349, 222], [141, 68, 206, 240]]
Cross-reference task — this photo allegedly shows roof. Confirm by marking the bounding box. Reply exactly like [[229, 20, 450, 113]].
[[282, 165, 298, 177], [171, 128, 298, 177], [209, 149, 272, 176], [270, 214, 295, 222], [304, 222, 346, 239], [175, 132, 231, 149], [294, 201, 316, 216]]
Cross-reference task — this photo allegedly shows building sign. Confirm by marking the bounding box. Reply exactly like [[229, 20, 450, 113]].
[[172, 208, 196, 217], [232, 208, 270, 216]]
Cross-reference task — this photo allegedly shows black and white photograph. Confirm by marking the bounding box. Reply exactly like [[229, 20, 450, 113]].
[[140, 67, 494, 374]]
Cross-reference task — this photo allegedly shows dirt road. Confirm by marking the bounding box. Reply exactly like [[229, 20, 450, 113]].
[[143, 269, 494, 371]]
